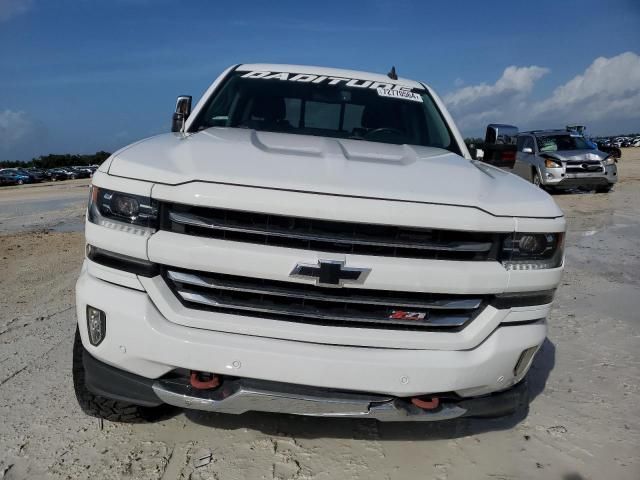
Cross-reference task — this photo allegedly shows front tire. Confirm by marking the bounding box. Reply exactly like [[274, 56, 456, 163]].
[[596, 185, 613, 193], [72, 327, 162, 422], [532, 170, 543, 188]]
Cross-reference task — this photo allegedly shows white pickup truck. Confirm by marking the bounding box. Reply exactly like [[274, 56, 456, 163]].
[[74, 64, 565, 422]]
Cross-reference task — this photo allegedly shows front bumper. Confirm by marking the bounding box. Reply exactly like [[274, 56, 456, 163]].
[[76, 267, 547, 399], [541, 164, 617, 188], [82, 346, 529, 421]]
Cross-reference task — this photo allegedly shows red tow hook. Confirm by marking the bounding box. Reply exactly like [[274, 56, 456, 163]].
[[189, 371, 220, 390], [411, 396, 440, 410]]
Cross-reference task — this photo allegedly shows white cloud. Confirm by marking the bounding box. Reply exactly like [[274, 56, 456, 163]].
[[0, 110, 35, 152], [444, 65, 549, 117], [0, 0, 33, 22], [444, 52, 640, 136], [0, 109, 49, 161], [534, 52, 640, 123]]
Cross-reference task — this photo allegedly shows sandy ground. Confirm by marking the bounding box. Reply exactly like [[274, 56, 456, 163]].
[[0, 153, 638, 480], [0, 179, 90, 234]]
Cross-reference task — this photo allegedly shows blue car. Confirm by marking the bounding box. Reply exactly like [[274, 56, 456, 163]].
[[0, 170, 31, 186]]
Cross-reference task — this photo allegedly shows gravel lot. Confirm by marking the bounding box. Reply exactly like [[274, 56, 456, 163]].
[[1, 152, 639, 479]]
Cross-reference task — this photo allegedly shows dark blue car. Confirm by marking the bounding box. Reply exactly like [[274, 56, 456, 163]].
[[0, 170, 31, 186]]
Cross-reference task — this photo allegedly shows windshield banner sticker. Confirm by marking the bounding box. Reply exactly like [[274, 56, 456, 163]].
[[240, 71, 420, 96], [376, 88, 423, 103]]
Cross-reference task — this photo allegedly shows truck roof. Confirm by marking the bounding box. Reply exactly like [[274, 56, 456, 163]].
[[237, 63, 425, 90]]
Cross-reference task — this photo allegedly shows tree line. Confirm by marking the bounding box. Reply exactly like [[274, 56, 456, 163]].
[[464, 138, 484, 147], [0, 151, 111, 170]]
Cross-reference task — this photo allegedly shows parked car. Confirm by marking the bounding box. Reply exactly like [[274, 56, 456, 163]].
[[480, 124, 518, 167], [596, 142, 622, 159], [0, 170, 31, 185], [66, 167, 91, 179], [21, 168, 45, 183], [41, 169, 54, 181], [24, 168, 48, 181], [1, 168, 44, 183], [74, 63, 566, 423], [512, 129, 617, 193], [73, 165, 95, 177], [48, 168, 76, 181]]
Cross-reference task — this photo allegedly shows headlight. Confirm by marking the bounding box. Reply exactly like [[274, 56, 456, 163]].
[[500, 232, 564, 270], [602, 155, 616, 166], [88, 186, 158, 233], [544, 158, 561, 168]]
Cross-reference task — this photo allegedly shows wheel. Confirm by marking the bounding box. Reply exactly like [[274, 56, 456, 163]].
[[532, 170, 543, 188], [70, 175, 77, 180], [17, 179, 24, 185], [595, 185, 613, 193], [72, 327, 163, 422]]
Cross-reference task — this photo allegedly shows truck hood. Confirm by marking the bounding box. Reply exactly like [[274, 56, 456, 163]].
[[108, 128, 563, 218], [544, 149, 607, 161]]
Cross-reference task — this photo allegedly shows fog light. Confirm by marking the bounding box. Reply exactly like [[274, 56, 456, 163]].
[[514, 346, 539, 378], [86, 306, 106, 346]]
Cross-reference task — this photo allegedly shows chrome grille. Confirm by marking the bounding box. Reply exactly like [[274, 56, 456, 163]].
[[565, 160, 603, 174], [163, 268, 487, 331], [566, 165, 604, 174], [160, 204, 498, 261]]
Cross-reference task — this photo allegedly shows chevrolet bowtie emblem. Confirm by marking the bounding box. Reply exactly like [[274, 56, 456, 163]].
[[290, 260, 370, 287]]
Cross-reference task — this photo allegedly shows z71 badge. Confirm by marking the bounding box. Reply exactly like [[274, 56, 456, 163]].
[[389, 310, 427, 321]]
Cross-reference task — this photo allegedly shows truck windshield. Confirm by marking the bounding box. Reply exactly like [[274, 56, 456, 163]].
[[192, 71, 456, 152], [536, 135, 593, 152]]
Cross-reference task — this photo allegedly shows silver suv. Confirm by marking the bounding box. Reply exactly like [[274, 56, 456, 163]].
[[513, 129, 617, 192]]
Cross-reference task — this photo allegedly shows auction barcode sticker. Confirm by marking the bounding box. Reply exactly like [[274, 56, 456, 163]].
[[376, 88, 423, 103]]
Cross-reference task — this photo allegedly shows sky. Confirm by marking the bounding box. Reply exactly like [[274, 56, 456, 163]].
[[0, 0, 639, 161]]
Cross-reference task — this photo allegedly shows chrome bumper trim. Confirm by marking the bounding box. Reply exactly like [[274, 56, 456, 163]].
[[152, 378, 467, 422], [166, 270, 482, 310], [176, 289, 469, 328]]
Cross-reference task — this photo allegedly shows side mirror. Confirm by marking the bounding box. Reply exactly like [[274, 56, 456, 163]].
[[485, 124, 519, 145], [522, 147, 533, 154], [481, 123, 519, 169], [171, 95, 192, 133]]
